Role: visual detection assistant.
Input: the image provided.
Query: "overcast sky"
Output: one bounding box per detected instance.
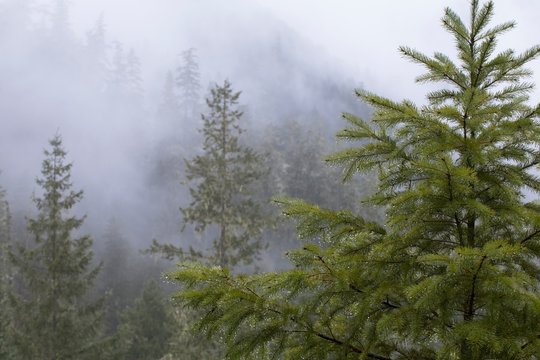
[256,0,540,101]
[63,0,540,104]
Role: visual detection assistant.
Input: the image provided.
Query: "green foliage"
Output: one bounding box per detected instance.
[9,134,106,360]
[0,181,16,359]
[259,118,378,214]
[169,2,540,359]
[96,218,136,334]
[159,307,222,360]
[154,80,274,268]
[117,281,176,360]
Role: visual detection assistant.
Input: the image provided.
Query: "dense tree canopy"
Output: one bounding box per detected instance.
[169,1,540,359]
[117,281,175,360]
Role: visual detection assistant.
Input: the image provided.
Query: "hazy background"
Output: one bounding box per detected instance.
[64,0,540,102]
[1,1,538,356]
[1,0,539,251]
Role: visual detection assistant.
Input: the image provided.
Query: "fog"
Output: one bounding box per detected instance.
[1,0,539,251]
[0,0,371,251]
[63,0,540,102]
[1,0,539,356]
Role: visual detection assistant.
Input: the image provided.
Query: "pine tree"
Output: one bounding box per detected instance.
[96,218,134,334]
[159,71,180,127]
[126,48,143,96]
[159,307,222,360]
[85,14,108,77]
[152,80,273,268]
[117,281,175,360]
[175,48,201,120]
[169,1,540,359]
[9,134,105,360]
[107,41,128,93]
[0,181,16,359]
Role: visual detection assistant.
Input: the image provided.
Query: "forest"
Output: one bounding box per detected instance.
[0,0,539,359]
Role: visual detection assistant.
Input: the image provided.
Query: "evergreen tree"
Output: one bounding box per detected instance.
[159,71,180,128]
[107,41,128,93]
[85,14,108,77]
[175,48,201,120]
[117,281,175,360]
[151,80,273,268]
[184,80,272,268]
[169,2,540,359]
[96,218,134,334]
[126,48,143,96]
[254,119,380,270]
[0,181,16,359]
[260,118,376,213]
[9,134,105,360]
[159,308,222,360]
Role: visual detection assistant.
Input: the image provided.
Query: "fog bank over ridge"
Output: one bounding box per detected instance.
[0,0,369,245]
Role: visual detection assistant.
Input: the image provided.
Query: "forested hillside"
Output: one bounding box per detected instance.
[0,0,375,358]
[0,0,538,359]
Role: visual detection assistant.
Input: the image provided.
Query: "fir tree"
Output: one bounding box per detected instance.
[175,48,201,120]
[96,218,134,334]
[0,181,15,359]
[159,307,222,360]
[159,71,180,127]
[117,281,175,360]
[9,134,105,360]
[126,48,143,96]
[107,41,128,92]
[169,2,540,359]
[151,80,273,268]
[85,14,108,77]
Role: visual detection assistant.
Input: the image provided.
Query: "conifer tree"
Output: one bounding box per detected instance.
[9,134,105,360]
[176,48,201,119]
[117,281,175,360]
[159,307,222,360]
[0,181,15,359]
[159,71,180,126]
[152,80,272,268]
[169,2,540,359]
[85,14,107,76]
[126,48,143,96]
[107,41,128,92]
[96,218,134,334]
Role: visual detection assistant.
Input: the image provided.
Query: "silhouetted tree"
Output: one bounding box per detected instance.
[107,41,128,92]
[96,218,134,334]
[176,48,201,120]
[159,71,180,128]
[85,14,108,78]
[126,49,143,96]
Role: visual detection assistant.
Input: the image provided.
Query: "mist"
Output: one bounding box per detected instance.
[1,0,368,237]
[2,0,540,358]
